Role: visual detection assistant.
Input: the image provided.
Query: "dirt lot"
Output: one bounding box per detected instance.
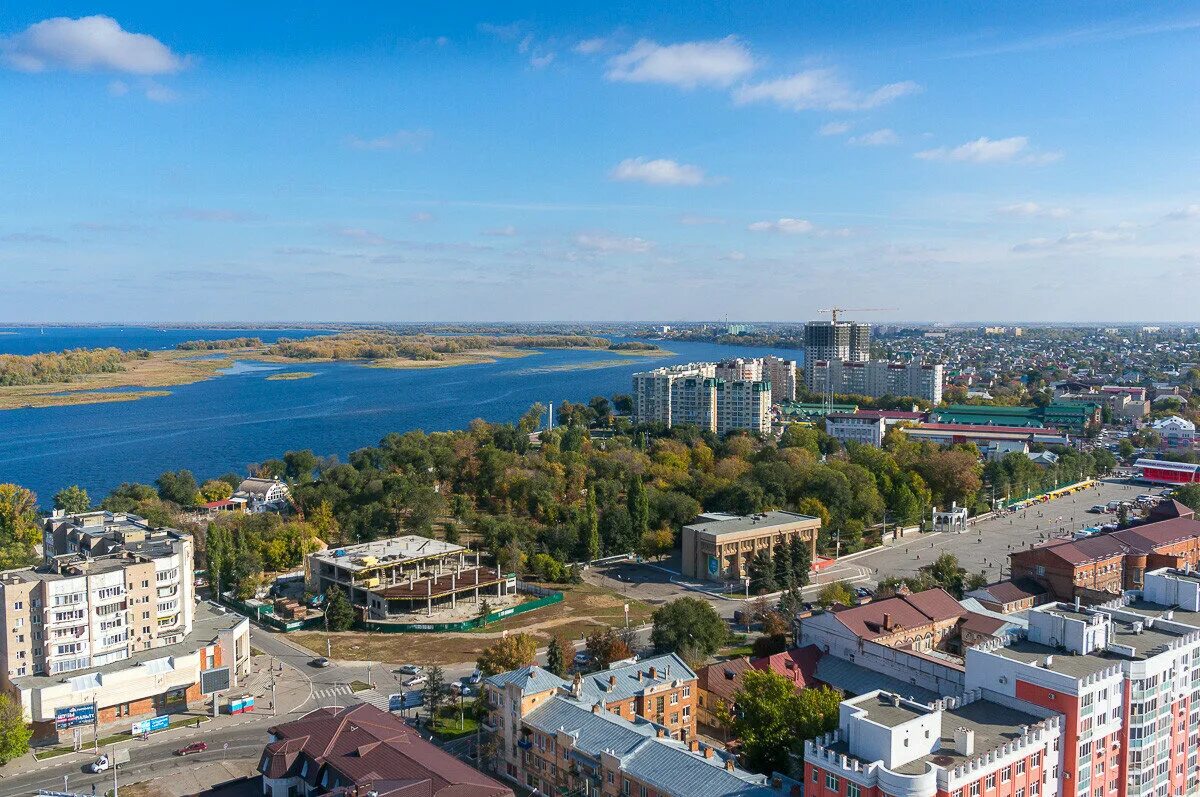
[290,581,654,665]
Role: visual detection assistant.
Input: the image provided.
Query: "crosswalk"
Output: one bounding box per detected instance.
[312,684,393,711]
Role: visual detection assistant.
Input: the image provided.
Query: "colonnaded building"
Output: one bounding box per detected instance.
[680,510,820,583]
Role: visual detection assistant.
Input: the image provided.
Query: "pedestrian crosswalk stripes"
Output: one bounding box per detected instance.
[312,684,393,711]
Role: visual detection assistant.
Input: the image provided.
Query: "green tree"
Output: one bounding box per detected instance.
[477,633,538,676]
[817,581,855,608]
[308,500,341,545]
[651,597,728,657]
[583,489,601,561]
[198,479,233,503]
[612,394,633,415]
[789,535,812,589]
[925,552,966,597]
[627,474,650,537]
[546,634,569,678]
[425,665,446,719]
[325,585,356,631]
[0,693,31,764]
[1173,484,1200,513]
[101,482,157,513]
[204,523,228,595]
[637,528,674,561]
[747,549,777,595]
[283,449,319,482]
[729,669,799,774]
[53,485,90,514]
[0,484,39,570]
[585,627,633,668]
[155,469,199,506]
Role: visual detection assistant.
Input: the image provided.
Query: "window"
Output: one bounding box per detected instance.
[1002,766,1012,783]
[12,601,22,610]
[970,783,980,797]
[1016,760,1026,775]
[826,773,839,791]
[848,785,860,797]
[813,769,820,783]
[1015,789,1024,797]
[987,774,996,789]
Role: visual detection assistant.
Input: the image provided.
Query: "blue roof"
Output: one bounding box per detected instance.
[484,665,569,695]
[578,653,696,705]
[524,696,772,797]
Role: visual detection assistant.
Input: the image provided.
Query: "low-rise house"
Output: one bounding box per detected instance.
[260,703,513,797]
[1152,415,1196,448]
[963,578,1051,614]
[234,477,290,512]
[696,657,754,730]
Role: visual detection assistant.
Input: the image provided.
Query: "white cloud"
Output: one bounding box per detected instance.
[483,225,518,236]
[848,128,899,146]
[606,36,755,89]
[749,218,814,234]
[1164,205,1200,221]
[143,81,177,103]
[412,212,435,224]
[1012,228,1134,252]
[610,157,708,187]
[734,69,920,111]
[346,129,432,152]
[0,15,184,74]
[107,79,128,96]
[997,202,1071,218]
[575,233,654,253]
[723,250,747,261]
[818,121,852,136]
[748,218,851,237]
[916,136,1061,164]
[530,52,555,69]
[574,37,610,54]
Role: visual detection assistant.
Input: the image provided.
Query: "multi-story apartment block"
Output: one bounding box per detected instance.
[762,356,799,404]
[806,689,1061,797]
[0,510,248,744]
[824,410,926,448]
[484,658,789,797]
[808,360,944,405]
[633,362,772,435]
[0,511,195,682]
[967,592,1200,797]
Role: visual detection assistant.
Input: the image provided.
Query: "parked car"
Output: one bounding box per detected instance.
[175,742,207,756]
[405,675,428,689]
[450,682,476,697]
[463,669,483,684]
[1090,504,1108,513]
[854,587,872,598]
[572,651,591,667]
[395,664,423,675]
[310,657,331,668]
[90,755,111,773]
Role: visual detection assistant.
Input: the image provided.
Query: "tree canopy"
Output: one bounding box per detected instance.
[651,597,727,658]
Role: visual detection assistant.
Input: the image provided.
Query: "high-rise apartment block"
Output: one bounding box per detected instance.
[763,355,799,403]
[803,321,870,385]
[0,511,195,681]
[633,361,772,435]
[808,359,944,405]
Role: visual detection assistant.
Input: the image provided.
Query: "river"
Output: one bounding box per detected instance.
[0,327,802,502]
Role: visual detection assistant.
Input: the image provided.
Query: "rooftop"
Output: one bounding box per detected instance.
[310,535,466,571]
[578,653,697,704]
[685,510,819,538]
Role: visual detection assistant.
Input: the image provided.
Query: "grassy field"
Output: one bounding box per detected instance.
[290,581,654,666]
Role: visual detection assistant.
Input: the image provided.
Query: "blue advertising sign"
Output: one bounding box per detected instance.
[708,556,719,575]
[54,703,96,730]
[131,715,169,734]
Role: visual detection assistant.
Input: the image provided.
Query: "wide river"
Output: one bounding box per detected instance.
[0,327,802,502]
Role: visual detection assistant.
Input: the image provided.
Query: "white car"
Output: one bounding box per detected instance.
[405,675,428,689]
[90,755,110,774]
[395,664,423,676]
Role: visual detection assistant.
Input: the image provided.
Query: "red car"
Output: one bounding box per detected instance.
[175,741,208,756]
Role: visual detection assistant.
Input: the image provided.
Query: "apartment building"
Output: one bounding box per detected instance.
[808,360,944,405]
[805,690,1061,797]
[632,362,772,435]
[763,355,799,404]
[484,659,787,797]
[803,321,871,386]
[966,594,1200,797]
[0,511,195,682]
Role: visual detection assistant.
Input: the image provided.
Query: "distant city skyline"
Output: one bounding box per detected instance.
[1,2,1198,322]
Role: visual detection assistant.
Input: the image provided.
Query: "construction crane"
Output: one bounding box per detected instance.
[816,307,895,324]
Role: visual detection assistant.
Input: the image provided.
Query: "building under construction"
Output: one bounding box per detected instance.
[306,536,515,620]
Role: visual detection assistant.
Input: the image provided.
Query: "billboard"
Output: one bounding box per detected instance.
[200,666,231,695]
[131,715,169,735]
[229,696,255,715]
[54,703,96,730]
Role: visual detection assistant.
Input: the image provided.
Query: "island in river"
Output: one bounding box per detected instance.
[0,332,669,409]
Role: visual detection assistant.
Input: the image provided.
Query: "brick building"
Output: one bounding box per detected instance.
[681,511,820,584]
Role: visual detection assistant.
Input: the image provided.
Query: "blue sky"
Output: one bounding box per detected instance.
[1,2,1198,323]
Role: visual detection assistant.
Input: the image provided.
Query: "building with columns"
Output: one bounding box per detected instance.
[306,536,514,620]
[681,511,820,583]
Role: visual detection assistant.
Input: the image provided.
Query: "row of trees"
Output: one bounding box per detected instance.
[0,346,146,386]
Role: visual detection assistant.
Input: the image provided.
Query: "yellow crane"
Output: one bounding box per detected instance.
[816,307,896,324]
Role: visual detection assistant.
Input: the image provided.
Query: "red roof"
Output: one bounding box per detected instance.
[260,704,512,797]
[751,645,821,688]
[911,423,1057,436]
[1112,518,1200,552]
[829,588,964,640]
